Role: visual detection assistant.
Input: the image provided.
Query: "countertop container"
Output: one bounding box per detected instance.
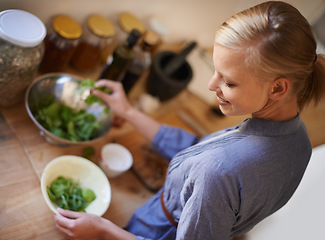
[0,9,46,107]
[41,155,111,216]
[39,15,82,73]
[147,51,193,101]
[99,143,133,178]
[117,12,144,43]
[25,73,114,147]
[71,15,116,72]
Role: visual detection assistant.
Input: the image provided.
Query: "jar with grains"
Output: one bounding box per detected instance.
[0,9,46,107]
[71,15,116,72]
[39,15,82,73]
[117,12,144,44]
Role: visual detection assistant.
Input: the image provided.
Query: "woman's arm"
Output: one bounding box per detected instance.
[93,80,161,143]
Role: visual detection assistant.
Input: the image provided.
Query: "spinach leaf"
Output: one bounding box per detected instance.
[35,99,101,142]
[47,176,96,212]
[35,78,111,142]
[80,78,111,111]
[82,146,95,159]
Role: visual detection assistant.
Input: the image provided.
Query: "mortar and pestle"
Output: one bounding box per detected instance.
[147,41,197,101]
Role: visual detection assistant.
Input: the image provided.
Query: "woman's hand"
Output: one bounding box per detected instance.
[54,208,136,240]
[54,208,105,240]
[93,80,132,119]
[93,79,161,142]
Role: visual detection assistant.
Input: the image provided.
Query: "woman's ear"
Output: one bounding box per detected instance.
[269,78,291,100]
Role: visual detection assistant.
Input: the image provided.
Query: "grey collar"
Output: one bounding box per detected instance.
[239,114,302,136]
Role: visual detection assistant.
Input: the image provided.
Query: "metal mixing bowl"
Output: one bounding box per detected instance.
[25,73,113,146]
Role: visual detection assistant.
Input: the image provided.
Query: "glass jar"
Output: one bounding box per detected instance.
[71,15,115,72]
[142,30,160,56]
[0,9,46,107]
[39,15,82,73]
[148,17,169,54]
[117,12,144,44]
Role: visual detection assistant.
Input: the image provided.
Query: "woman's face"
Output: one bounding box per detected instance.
[208,44,272,117]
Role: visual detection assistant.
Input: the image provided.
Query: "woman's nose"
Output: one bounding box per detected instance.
[208,75,218,91]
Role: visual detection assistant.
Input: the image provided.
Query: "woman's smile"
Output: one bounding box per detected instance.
[217,95,230,105]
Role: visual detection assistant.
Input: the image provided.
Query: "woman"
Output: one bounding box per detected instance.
[54,1,325,239]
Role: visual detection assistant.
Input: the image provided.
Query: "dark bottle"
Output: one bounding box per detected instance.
[98,29,141,82]
[121,31,158,94]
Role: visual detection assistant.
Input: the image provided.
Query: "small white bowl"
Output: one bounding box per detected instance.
[41,155,111,216]
[99,143,133,178]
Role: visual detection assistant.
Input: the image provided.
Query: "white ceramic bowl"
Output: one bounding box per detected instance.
[41,155,111,216]
[99,143,133,178]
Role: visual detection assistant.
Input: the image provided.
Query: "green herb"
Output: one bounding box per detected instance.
[47,176,96,212]
[79,78,111,112]
[35,78,111,142]
[82,146,95,159]
[35,99,100,142]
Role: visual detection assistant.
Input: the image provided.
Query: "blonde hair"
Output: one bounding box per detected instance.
[215,1,325,109]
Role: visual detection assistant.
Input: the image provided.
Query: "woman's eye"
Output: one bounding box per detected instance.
[224,80,235,87]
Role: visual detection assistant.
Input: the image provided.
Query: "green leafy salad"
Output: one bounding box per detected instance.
[79,78,111,108]
[35,78,110,142]
[47,176,96,212]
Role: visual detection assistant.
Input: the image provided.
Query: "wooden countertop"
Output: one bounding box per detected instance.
[1,63,325,239]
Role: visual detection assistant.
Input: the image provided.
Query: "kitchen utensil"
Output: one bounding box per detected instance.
[25,73,113,146]
[146,50,193,101]
[163,41,197,77]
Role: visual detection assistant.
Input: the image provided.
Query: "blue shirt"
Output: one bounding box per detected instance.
[125,115,311,240]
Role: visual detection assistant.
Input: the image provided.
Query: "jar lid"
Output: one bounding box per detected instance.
[52,15,82,39]
[149,17,169,36]
[118,12,144,34]
[0,9,46,47]
[87,15,115,38]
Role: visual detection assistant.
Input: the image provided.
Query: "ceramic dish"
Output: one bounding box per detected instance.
[41,155,111,216]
